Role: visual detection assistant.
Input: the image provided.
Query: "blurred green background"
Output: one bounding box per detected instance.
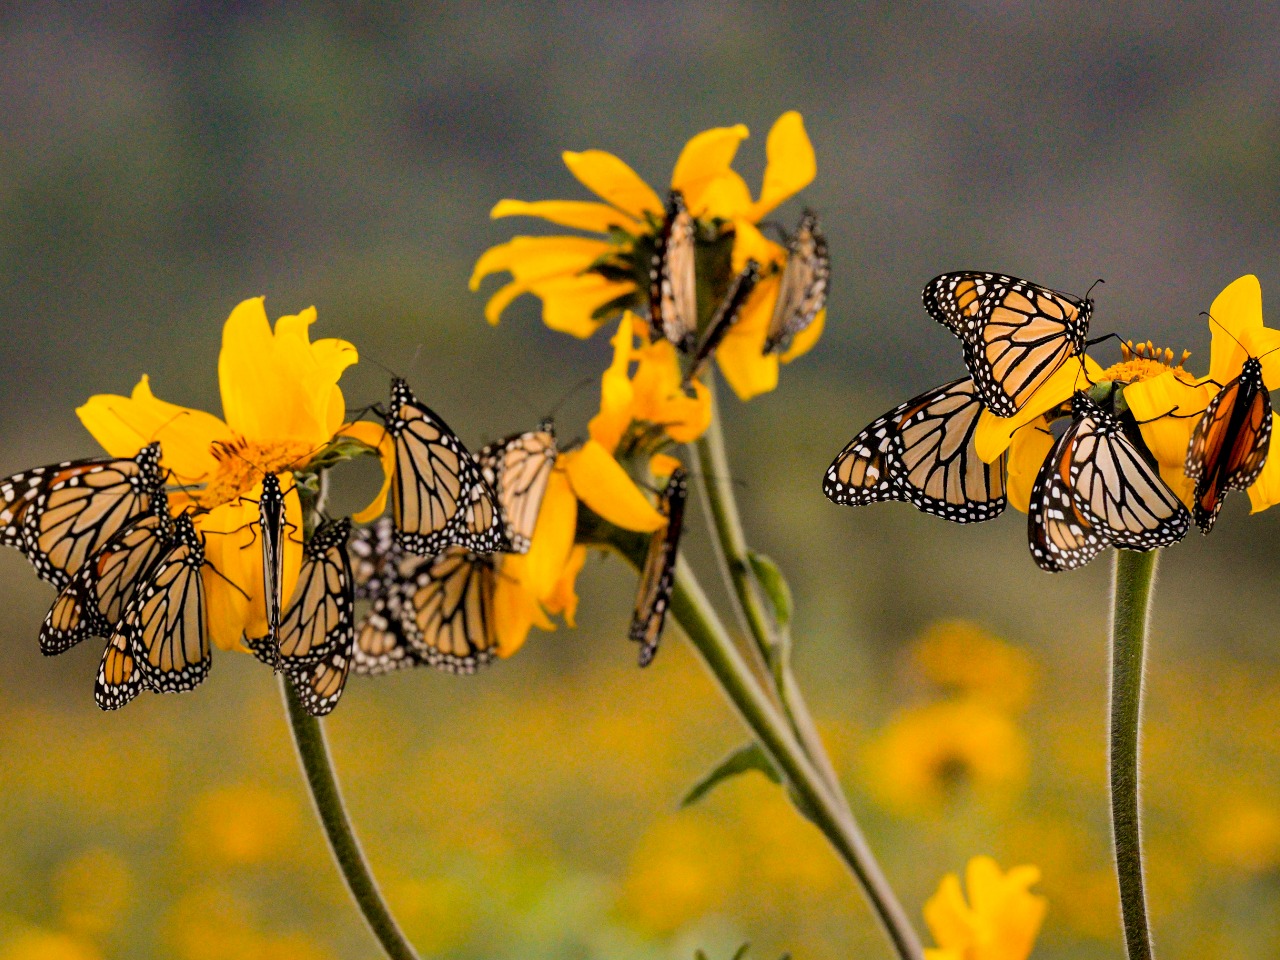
[4,4,1280,959]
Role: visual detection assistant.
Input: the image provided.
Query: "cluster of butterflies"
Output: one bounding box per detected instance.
[824,271,1275,572]
[0,374,696,715]
[645,190,830,382]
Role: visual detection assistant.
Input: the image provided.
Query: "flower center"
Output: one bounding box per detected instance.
[1099,340,1193,386]
[192,436,316,508]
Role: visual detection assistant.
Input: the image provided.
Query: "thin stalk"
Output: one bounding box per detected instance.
[669,559,924,960]
[1109,549,1159,960]
[281,678,422,960]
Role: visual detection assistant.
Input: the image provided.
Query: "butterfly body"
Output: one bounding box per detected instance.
[684,259,761,385]
[630,467,687,667]
[764,211,829,354]
[824,378,1007,523]
[1029,393,1190,572]
[257,472,287,665]
[649,190,698,353]
[923,272,1092,417]
[1185,356,1272,534]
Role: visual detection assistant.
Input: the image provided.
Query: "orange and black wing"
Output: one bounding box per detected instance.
[685,260,761,384]
[399,547,497,674]
[923,272,1091,417]
[648,190,698,352]
[629,468,688,667]
[764,211,829,354]
[478,421,558,554]
[1028,420,1107,572]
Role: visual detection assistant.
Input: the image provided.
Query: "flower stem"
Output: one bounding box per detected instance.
[1109,549,1159,960]
[670,559,924,960]
[281,677,422,960]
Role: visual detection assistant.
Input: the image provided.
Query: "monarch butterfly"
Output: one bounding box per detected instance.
[349,518,417,676]
[1028,392,1190,572]
[824,378,1008,523]
[648,189,698,353]
[684,260,761,385]
[763,210,829,354]
[41,494,175,656]
[1185,356,1273,534]
[630,467,687,667]
[477,420,558,554]
[96,513,213,709]
[249,518,356,715]
[0,442,165,589]
[384,377,507,557]
[922,272,1094,418]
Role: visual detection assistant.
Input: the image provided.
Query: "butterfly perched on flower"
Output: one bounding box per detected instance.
[648,190,698,353]
[382,377,508,557]
[1185,355,1273,534]
[923,272,1095,418]
[764,210,829,355]
[1028,392,1190,572]
[684,260,761,386]
[0,442,166,589]
[630,467,688,667]
[477,420,558,554]
[824,378,1007,523]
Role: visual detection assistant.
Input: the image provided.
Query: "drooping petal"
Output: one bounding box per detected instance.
[469,235,614,292]
[630,338,712,442]
[671,124,749,216]
[714,279,780,401]
[336,420,395,523]
[533,273,634,338]
[731,220,787,273]
[562,150,664,219]
[1247,416,1280,513]
[543,544,587,626]
[1006,419,1056,514]
[78,374,232,488]
[522,469,577,600]
[588,313,640,451]
[974,354,1106,463]
[748,111,817,222]
[1208,275,1263,387]
[490,199,637,233]
[562,441,666,532]
[1124,370,1211,476]
[493,561,544,658]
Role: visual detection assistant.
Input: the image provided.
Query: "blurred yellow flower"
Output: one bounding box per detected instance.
[911,620,1036,713]
[162,885,335,960]
[184,783,301,866]
[0,930,100,960]
[924,856,1046,960]
[385,875,479,955]
[1203,798,1280,873]
[864,700,1028,815]
[618,813,740,935]
[54,849,132,938]
[471,112,824,400]
[76,298,378,651]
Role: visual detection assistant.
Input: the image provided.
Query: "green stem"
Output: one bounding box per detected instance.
[1109,549,1159,960]
[281,677,422,960]
[669,559,924,960]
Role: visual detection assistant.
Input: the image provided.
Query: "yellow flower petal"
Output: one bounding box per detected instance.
[469,235,613,291]
[588,314,640,451]
[1124,370,1211,473]
[923,873,972,949]
[780,309,826,364]
[924,857,1046,960]
[631,338,712,443]
[562,149,664,219]
[77,374,232,489]
[974,354,1106,462]
[563,441,665,533]
[533,272,634,338]
[693,170,753,220]
[1208,275,1263,386]
[649,453,683,481]
[493,560,542,658]
[544,544,587,626]
[671,124,749,216]
[731,220,786,273]
[523,469,577,599]
[1160,462,1197,511]
[1006,419,1056,514]
[748,111,817,222]
[1248,416,1280,513]
[714,280,780,400]
[337,420,396,523]
[490,199,637,233]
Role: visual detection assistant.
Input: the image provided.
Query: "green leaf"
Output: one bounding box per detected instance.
[730,945,751,960]
[748,552,793,628]
[681,742,780,808]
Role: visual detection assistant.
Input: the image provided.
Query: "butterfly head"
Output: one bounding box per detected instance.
[1242,355,1265,385]
[665,189,687,218]
[1069,391,1103,421]
[310,517,352,554]
[136,441,166,487]
[172,513,204,555]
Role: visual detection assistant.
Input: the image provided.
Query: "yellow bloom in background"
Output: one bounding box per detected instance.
[618,813,741,935]
[1203,797,1280,873]
[0,930,101,960]
[54,848,132,938]
[183,783,301,866]
[911,620,1036,714]
[864,700,1028,816]
[924,856,1046,960]
[471,111,824,400]
[76,298,373,651]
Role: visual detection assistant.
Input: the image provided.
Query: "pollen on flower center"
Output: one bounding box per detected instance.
[1100,339,1194,386]
[195,437,316,508]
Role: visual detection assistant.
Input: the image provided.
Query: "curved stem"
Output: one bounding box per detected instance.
[1109,549,1159,960]
[281,677,422,960]
[669,559,924,960]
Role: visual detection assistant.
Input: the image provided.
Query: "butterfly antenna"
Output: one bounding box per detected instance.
[1202,311,1249,354]
[1084,331,1124,350]
[1085,277,1105,300]
[546,375,597,421]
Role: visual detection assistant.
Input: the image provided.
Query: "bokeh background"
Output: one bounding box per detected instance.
[3,4,1280,959]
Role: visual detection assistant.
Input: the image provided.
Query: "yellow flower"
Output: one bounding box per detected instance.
[54,848,132,938]
[471,112,823,400]
[0,930,102,960]
[924,856,1047,960]
[76,298,373,651]
[184,783,301,865]
[911,620,1036,714]
[864,699,1028,816]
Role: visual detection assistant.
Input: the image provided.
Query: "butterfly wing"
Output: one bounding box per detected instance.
[399,547,497,674]
[95,628,148,711]
[629,468,688,667]
[764,212,830,354]
[685,260,761,384]
[1186,361,1273,533]
[478,422,558,554]
[648,190,698,352]
[0,442,165,588]
[353,589,418,676]
[287,642,354,717]
[387,379,507,556]
[42,506,174,655]
[923,272,1090,417]
[823,399,911,506]
[351,518,419,676]
[1028,421,1108,572]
